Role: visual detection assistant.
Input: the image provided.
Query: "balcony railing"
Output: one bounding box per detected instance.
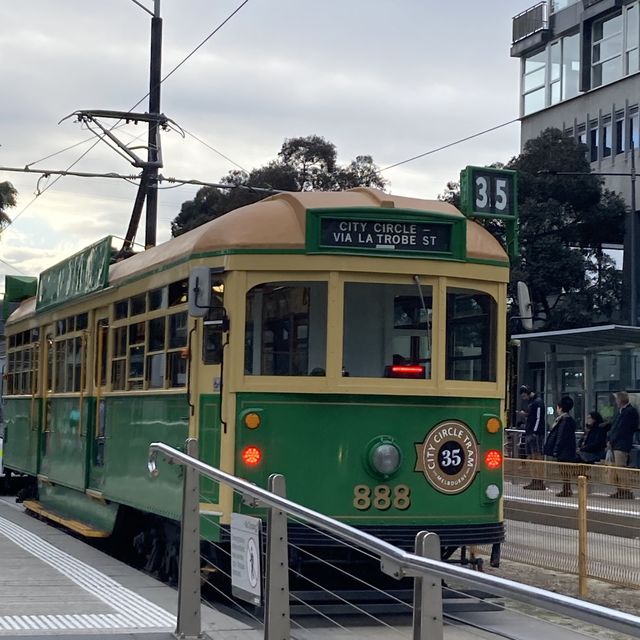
[513,1,550,44]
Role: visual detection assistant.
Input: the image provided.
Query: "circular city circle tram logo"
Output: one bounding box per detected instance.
[415,421,479,494]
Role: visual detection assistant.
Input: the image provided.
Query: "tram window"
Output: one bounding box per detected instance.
[113,327,127,357]
[148,287,166,311]
[129,321,145,346]
[202,282,225,365]
[148,317,166,351]
[112,359,126,390]
[446,288,496,382]
[343,283,432,379]
[167,351,187,387]
[169,279,188,307]
[169,312,188,348]
[131,294,146,316]
[129,346,145,388]
[146,353,166,388]
[245,281,327,376]
[114,299,129,320]
[76,313,88,331]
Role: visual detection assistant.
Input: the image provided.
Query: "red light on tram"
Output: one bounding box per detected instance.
[385,365,425,379]
[242,446,262,466]
[484,449,503,470]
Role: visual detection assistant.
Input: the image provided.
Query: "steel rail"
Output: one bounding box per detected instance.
[148,442,640,638]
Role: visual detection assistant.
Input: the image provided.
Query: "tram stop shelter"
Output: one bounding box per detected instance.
[512,324,640,429]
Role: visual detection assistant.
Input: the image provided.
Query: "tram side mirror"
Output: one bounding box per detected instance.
[188,267,211,317]
[516,281,533,331]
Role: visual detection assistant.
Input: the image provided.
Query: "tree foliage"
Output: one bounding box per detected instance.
[0,181,17,229]
[171,136,386,237]
[441,128,627,330]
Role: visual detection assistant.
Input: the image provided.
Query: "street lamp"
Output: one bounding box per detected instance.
[538,142,638,325]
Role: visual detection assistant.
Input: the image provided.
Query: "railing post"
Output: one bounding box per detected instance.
[176,437,202,639]
[412,531,443,640]
[264,474,290,640]
[578,474,588,598]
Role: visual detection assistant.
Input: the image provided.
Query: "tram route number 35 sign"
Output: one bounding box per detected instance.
[231,513,262,605]
[460,165,517,218]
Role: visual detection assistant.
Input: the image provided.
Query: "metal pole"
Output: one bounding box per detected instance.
[412,531,443,640]
[631,139,637,326]
[145,0,162,249]
[577,475,588,598]
[264,475,291,640]
[175,437,202,639]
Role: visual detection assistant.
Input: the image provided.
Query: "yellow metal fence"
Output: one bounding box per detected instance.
[501,458,640,593]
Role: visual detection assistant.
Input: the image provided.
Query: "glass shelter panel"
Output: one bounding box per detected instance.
[343,282,432,379]
[245,281,328,376]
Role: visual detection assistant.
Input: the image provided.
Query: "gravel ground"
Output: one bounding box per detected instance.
[487,558,640,617]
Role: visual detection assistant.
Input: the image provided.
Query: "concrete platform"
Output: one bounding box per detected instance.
[0,497,250,636]
[0,497,629,640]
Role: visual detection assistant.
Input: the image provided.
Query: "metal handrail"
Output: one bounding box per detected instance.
[148,442,640,637]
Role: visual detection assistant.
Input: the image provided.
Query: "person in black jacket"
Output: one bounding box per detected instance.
[544,396,577,497]
[519,386,547,490]
[577,411,609,464]
[607,391,639,499]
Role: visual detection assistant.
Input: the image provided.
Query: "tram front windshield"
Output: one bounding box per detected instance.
[343,283,432,379]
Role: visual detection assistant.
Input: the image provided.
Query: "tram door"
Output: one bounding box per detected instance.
[88,311,109,491]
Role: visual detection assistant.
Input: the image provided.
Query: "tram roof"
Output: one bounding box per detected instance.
[7,188,508,325]
[109,188,508,285]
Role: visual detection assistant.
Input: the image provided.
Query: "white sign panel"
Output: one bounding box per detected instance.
[230,513,262,605]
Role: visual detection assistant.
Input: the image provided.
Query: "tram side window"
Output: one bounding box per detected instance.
[6,329,41,396]
[343,283,432,378]
[245,282,327,376]
[446,288,496,382]
[203,281,225,365]
[167,311,188,387]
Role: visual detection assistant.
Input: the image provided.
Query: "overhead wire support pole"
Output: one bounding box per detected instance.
[146,0,163,249]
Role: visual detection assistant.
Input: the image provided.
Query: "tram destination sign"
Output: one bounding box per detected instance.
[319,218,452,254]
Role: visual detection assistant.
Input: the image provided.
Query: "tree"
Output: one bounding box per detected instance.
[171,136,386,236]
[0,181,17,229]
[441,128,627,330]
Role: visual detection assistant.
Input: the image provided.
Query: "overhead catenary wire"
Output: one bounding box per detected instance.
[2,0,252,234]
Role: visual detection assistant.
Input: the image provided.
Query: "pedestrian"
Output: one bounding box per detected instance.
[518,385,546,490]
[543,396,577,497]
[606,391,639,499]
[577,411,609,464]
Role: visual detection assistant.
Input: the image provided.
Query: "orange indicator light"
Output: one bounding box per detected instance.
[242,446,262,466]
[486,417,501,433]
[485,449,503,469]
[244,413,261,429]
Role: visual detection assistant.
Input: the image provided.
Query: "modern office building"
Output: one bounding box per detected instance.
[510,0,640,428]
[512,0,639,198]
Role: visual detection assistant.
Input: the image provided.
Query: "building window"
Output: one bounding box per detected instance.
[630,110,640,151]
[626,4,639,75]
[602,117,612,157]
[592,13,623,88]
[590,124,599,162]
[562,33,581,100]
[577,124,587,147]
[616,116,625,154]
[522,48,546,115]
[550,42,561,105]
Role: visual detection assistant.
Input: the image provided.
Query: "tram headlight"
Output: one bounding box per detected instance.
[368,440,402,477]
[485,484,501,500]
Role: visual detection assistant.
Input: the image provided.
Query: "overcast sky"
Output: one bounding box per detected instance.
[0,0,530,288]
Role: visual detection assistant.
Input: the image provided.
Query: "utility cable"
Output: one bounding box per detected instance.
[181,127,249,174]
[127,0,251,114]
[0,256,28,275]
[375,117,519,176]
